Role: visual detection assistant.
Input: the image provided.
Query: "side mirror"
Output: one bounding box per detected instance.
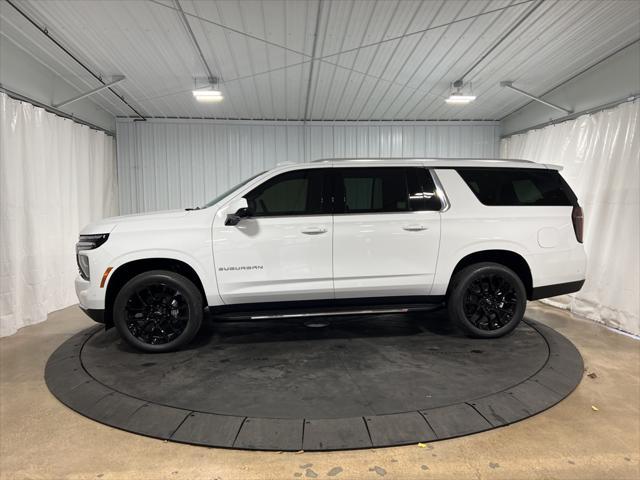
[225,197,251,226]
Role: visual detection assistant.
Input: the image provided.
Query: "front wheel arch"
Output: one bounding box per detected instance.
[104,258,207,328]
[112,269,203,352]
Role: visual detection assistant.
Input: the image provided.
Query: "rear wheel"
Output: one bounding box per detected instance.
[447,262,526,338]
[113,270,203,352]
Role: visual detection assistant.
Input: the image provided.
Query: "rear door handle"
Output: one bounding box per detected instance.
[301,227,327,235]
[403,224,428,231]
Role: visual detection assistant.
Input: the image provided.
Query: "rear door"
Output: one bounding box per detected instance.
[332,167,442,299]
[212,168,334,304]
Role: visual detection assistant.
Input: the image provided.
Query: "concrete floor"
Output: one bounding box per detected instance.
[1,304,638,480]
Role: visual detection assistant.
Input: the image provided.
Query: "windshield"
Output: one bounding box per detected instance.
[202,172,265,208]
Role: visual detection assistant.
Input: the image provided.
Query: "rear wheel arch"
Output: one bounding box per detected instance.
[447,250,533,299]
[104,258,207,328]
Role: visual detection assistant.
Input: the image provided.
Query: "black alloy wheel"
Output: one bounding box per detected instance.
[462,273,519,331]
[113,270,203,352]
[448,262,526,338]
[124,283,190,345]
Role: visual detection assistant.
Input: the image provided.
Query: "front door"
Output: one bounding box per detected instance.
[332,167,442,299]
[212,168,333,305]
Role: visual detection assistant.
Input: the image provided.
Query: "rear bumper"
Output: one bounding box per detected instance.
[79,306,106,324]
[530,279,585,301]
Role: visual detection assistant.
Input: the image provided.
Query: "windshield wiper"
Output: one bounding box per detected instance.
[185,206,201,211]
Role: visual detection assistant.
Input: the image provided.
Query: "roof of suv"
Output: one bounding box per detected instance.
[308,158,560,170]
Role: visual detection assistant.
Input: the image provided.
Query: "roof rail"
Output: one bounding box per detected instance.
[311,157,533,163]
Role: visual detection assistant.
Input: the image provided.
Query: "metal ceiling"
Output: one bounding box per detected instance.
[1,0,638,121]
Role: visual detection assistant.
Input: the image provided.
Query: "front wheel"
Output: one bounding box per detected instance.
[113,270,203,352]
[447,262,526,338]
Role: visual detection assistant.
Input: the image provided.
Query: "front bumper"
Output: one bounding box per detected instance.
[76,275,110,326]
[79,306,106,324]
[75,275,105,310]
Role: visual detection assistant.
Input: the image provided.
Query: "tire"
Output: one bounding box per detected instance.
[447,262,526,338]
[113,270,203,352]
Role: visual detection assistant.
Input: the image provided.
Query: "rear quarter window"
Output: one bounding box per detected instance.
[456,168,577,206]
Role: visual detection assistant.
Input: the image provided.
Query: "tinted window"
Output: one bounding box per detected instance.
[457,168,576,206]
[335,167,441,214]
[336,168,407,213]
[407,168,442,211]
[245,169,327,216]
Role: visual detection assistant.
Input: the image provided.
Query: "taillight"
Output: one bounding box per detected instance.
[572,206,584,243]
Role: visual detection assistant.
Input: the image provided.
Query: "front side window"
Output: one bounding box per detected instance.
[335,167,441,214]
[245,169,328,216]
[457,168,577,206]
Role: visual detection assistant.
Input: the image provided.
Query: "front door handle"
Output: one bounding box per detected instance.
[301,227,327,235]
[403,224,428,231]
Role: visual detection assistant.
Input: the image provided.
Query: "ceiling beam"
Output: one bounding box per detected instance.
[173,0,217,82]
[499,37,640,120]
[151,0,308,58]
[6,0,146,120]
[458,0,545,83]
[53,75,125,108]
[303,0,323,122]
[150,0,537,101]
[319,0,537,64]
[500,81,572,115]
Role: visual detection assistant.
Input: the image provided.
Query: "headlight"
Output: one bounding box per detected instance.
[76,234,109,280]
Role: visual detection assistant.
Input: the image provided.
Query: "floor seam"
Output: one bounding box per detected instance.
[231,417,248,447]
[361,416,374,447]
[416,409,439,439]
[168,411,194,439]
[465,402,495,427]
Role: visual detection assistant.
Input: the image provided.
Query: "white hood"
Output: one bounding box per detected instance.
[80,209,191,235]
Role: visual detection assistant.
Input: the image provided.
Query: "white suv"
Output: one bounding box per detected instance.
[76,158,586,352]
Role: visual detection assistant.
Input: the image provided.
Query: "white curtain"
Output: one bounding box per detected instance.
[0,93,118,337]
[501,100,640,336]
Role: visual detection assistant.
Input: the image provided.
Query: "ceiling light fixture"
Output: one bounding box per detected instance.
[445,79,476,105]
[193,76,224,103]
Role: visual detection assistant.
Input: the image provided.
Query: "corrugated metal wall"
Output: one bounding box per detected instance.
[116,119,500,213]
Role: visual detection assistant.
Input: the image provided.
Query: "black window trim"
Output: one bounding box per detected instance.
[244,213,334,219]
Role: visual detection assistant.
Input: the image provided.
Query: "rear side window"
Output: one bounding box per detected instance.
[457,168,577,206]
[245,169,328,216]
[407,168,442,211]
[335,167,441,214]
[340,168,407,213]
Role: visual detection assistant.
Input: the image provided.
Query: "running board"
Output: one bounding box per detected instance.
[211,303,443,321]
[250,307,408,320]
